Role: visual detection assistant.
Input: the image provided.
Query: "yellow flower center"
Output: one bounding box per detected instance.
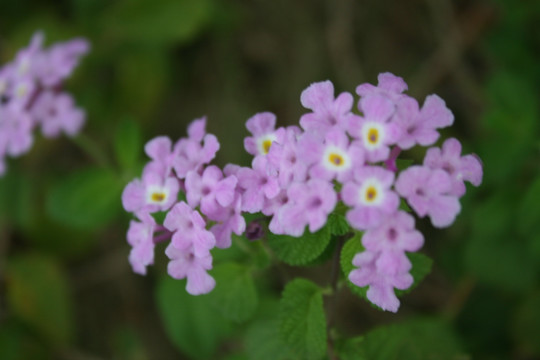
[367,128,379,145]
[365,186,377,203]
[328,153,344,166]
[151,192,165,202]
[262,139,273,154]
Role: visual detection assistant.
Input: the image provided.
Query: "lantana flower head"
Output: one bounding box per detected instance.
[0,31,89,176]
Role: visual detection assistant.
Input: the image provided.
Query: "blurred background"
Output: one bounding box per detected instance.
[1,0,540,359]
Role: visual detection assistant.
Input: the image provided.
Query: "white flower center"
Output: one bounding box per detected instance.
[361,122,385,150]
[146,185,170,205]
[256,133,277,155]
[322,145,351,172]
[358,178,384,206]
[15,83,29,99]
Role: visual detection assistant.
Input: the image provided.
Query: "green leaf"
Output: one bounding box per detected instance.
[0,170,36,228]
[46,167,123,230]
[114,118,143,175]
[466,194,536,292]
[335,336,366,360]
[517,177,540,234]
[245,318,295,360]
[279,279,327,360]
[267,225,331,266]
[155,276,232,359]
[511,290,540,357]
[101,0,215,46]
[5,254,73,347]
[0,320,50,360]
[327,212,350,236]
[209,263,258,323]
[361,317,464,359]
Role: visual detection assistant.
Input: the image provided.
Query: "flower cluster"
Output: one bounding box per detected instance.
[232,73,482,311]
[0,31,89,175]
[121,118,245,295]
[122,73,482,312]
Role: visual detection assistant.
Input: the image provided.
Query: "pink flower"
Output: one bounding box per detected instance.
[237,156,280,213]
[208,194,246,249]
[395,166,461,228]
[347,94,401,163]
[121,169,179,217]
[126,215,156,275]
[299,80,359,137]
[31,91,85,138]
[278,179,337,236]
[185,165,237,216]
[244,112,278,156]
[394,95,454,150]
[299,129,364,183]
[349,250,413,312]
[173,117,220,178]
[423,138,483,196]
[266,126,306,187]
[341,166,399,230]
[165,243,216,295]
[163,202,216,257]
[356,72,408,104]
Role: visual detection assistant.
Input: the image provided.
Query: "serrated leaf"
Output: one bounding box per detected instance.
[361,317,464,359]
[5,254,73,347]
[114,118,142,174]
[46,167,123,229]
[155,276,232,359]
[279,279,327,360]
[209,263,258,323]
[327,212,350,236]
[267,225,331,266]
[245,318,295,360]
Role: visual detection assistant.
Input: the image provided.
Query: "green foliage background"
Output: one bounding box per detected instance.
[1,0,540,359]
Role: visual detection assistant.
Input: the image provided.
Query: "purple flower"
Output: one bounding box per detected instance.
[244,112,278,156]
[362,211,424,253]
[173,117,220,178]
[394,95,454,150]
[11,32,44,80]
[143,136,177,177]
[121,169,180,217]
[299,80,359,137]
[0,105,34,175]
[342,166,399,230]
[299,129,364,183]
[349,250,413,312]
[165,243,216,295]
[266,126,307,187]
[278,179,337,236]
[126,214,156,275]
[185,165,238,216]
[208,194,246,249]
[423,138,483,196]
[31,91,85,138]
[356,72,408,104]
[164,202,216,257]
[237,156,280,213]
[34,37,90,87]
[347,94,401,163]
[395,165,461,228]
